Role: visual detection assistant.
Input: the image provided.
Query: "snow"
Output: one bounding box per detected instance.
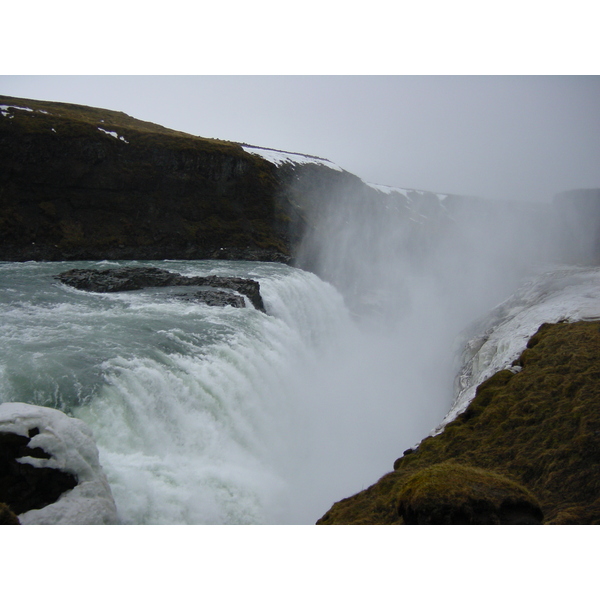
[366,182,414,196]
[365,181,452,224]
[1,105,35,118]
[98,127,129,143]
[0,402,119,524]
[242,145,343,171]
[438,266,600,431]
[366,181,448,202]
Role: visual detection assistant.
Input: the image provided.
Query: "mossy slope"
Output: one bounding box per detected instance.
[317,320,600,524]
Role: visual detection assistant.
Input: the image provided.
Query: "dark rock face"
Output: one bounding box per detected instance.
[55,266,265,311]
[0,96,294,262]
[0,429,78,516]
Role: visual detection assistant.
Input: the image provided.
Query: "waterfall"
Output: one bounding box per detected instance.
[0,190,555,524]
[0,260,379,523]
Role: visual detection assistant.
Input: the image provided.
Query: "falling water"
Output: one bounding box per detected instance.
[0,186,556,523]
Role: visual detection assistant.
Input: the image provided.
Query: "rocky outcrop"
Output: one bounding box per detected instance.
[55,266,265,311]
[175,290,247,309]
[317,321,600,524]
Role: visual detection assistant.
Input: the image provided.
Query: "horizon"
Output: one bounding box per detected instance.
[2,76,599,204]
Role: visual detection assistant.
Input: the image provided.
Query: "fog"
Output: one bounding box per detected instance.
[283,184,558,521]
[2,76,599,203]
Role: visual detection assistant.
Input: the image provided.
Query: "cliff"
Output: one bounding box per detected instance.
[3,94,582,272]
[317,320,600,524]
[0,96,294,261]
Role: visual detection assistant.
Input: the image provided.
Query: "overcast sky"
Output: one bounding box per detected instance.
[2,75,599,203]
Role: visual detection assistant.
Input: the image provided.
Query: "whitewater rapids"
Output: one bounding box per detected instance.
[0,259,447,524]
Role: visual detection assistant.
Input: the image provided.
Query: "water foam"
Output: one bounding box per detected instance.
[0,260,352,523]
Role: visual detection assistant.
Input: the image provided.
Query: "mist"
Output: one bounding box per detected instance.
[283,184,557,522]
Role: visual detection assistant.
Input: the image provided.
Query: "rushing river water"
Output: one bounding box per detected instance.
[1,259,454,524]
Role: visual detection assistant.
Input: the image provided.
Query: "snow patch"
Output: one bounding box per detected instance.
[98,127,129,143]
[242,145,343,171]
[0,402,119,524]
[0,105,37,118]
[1,105,52,118]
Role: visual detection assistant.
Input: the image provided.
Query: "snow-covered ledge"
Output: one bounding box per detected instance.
[439,265,600,431]
[0,402,118,524]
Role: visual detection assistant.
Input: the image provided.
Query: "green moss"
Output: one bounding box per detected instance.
[0,94,243,155]
[317,321,600,524]
[396,463,542,524]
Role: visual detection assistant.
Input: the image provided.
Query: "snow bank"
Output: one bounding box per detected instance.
[242,145,343,171]
[0,402,119,524]
[439,266,600,430]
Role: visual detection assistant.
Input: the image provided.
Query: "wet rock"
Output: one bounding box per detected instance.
[175,289,247,309]
[0,429,78,516]
[55,266,265,311]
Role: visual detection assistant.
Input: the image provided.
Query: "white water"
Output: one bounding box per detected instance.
[1,259,416,523]
[0,191,571,525]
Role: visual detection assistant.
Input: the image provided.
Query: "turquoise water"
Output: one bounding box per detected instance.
[0,260,352,523]
[0,258,460,524]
